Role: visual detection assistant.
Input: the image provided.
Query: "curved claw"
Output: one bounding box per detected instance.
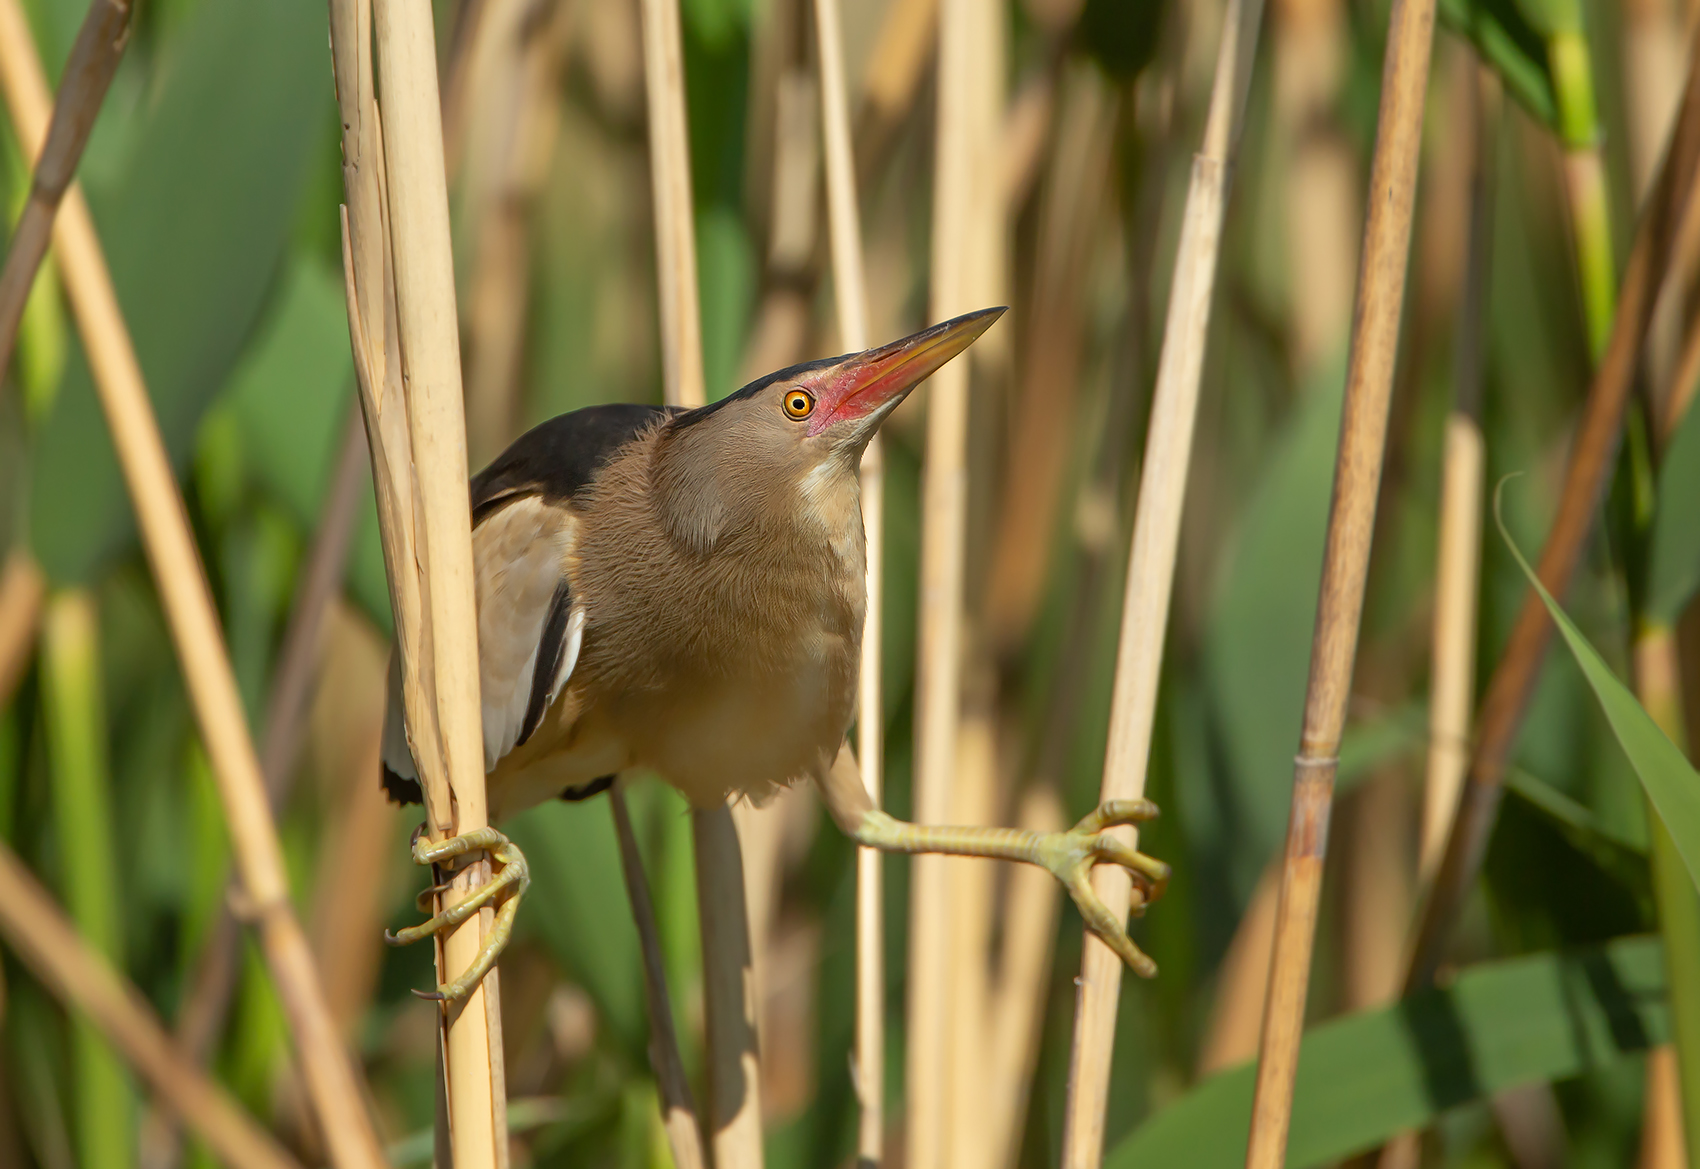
[1062,867,1159,979]
[1087,833,1172,901]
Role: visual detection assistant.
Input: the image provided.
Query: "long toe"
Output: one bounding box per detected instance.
[1074,798,1161,835]
[1064,871,1159,979]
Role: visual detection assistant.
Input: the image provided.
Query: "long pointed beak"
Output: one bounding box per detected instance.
[811,306,1007,437]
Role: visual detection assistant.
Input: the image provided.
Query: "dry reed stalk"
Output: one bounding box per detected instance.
[812,0,885,1158]
[1243,0,1436,1162]
[856,0,938,178]
[0,840,303,1169]
[984,786,1065,1169]
[946,694,998,1169]
[0,0,130,379]
[907,0,1000,1160]
[0,550,45,710]
[1419,62,1496,882]
[461,0,570,466]
[1406,27,1700,988]
[637,0,763,1162]
[1058,0,1266,1163]
[0,5,388,1165]
[611,786,708,1169]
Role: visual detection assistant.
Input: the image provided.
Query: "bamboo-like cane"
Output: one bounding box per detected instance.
[1243,0,1436,1163]
[327,0,508,1162]
[1406,28,1700,990]
[0,0,130,379]
[0,841,302,1169]
[637,1,764,1163]
[611,786,708,1169]
[0,6,388,1166]
[812,0,885,1161]
[1419,63,1497,882]
[0,550,44,711]
[1057,1,1266,1164]
[906,0,994,1161]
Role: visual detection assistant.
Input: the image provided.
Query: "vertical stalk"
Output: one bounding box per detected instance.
[812,0,883,1160]
[365,0,506,1162]
[637,0,763,1163]
[0,551,45,711]
[1636,626,1700,1164]
[41,591,131,1169]
[907,0,986,1159]
[1059,0,1266,1163]
[1243,0,1436,1165]
[1549,29,1615,359]
[1420,63,1497,882]
[0,4,388,1164]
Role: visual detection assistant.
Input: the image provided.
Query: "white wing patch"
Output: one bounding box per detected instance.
[553,606,586,709]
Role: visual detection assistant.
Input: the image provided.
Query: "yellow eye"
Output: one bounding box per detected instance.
[783,389,815,419]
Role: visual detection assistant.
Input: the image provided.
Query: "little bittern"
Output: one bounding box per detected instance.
[382,307,1169,999]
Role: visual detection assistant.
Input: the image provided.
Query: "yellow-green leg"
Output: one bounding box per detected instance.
[386,826,531,1002]
[849,799,1169,977]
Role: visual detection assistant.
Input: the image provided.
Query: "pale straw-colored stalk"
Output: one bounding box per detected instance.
[637,1,764,1164]
[0,840,302,1169]
[812,0,885,1160]
[1243,0,1436,1162]
[0,5,387,1164]
[0,550,44,711]
[1419,62,1496,883]
[1058,0,1266,1162]
[906,0,999,1161]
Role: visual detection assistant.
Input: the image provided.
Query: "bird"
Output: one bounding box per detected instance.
[380,306,1169,1000]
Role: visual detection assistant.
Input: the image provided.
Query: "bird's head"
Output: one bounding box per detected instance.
[653,307,1005,553]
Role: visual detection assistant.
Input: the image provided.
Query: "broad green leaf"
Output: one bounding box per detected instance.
[1498,502,1700,889]
[28,0,331,583]
[1647,395,1700,625]
[1108,935,1669,1168]
[1438,0,1558,129]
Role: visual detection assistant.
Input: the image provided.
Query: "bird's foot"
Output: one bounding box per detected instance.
[849,798,1169,977]
[1030,800,1169,978]
[386,825,531,1002]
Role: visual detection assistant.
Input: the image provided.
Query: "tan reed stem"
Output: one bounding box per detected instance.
[1243,0,1436,1163]
[637,0,763,1161]
[0,5,387,1165]
[611,785,707,1169]
[813,0,884,1159]
[1058,0,1265,1164]
[0,841,303,1169]
[1406,25,1700,990]
[0,550,44,711]
[907,0,990,1160]
[1419,64,1497,882]
[330,0,509,1161]
[0,0,130,379]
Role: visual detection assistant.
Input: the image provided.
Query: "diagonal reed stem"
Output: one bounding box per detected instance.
[0,0,130,380]
[1405,23,1700,991]
[0,5,388,1165]
[0,839,302,1169]
[1058,0,1265,1163]
[1244,0,1436,1164]
[812,0,884,1161]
